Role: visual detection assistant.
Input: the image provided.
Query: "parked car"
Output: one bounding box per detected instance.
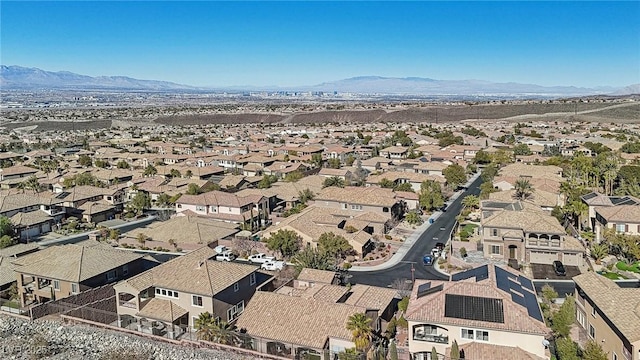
[435,242,445,251]
[431,248,441,258]
[423,255,434,266]
[214,245,230,254]
[553,260,566,276]
[248,253,275,264]
[215,251,236,262]
[261,260,285,271]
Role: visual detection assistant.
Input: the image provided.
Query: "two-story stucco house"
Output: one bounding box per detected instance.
[594,205,640,242]
[574,272,640,360]
[406,264,550,360]
[480,200,585,267]
[113,246,271,339]
[13,243,152,307]
[175,190,268,228]
[315,186,405,222]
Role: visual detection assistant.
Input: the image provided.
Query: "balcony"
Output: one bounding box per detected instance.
[413,333,449,344]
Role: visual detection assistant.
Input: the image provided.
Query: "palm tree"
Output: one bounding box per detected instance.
[590,243,609,264]
[569,200,589,232]
[514,178,534,200]
[194,312,216,341]
[461,195,479,209]
[346,312,372,351]
[323,176,345,188]
[136,233,147,248]
[211,319,237,345]
[298,188,315,204]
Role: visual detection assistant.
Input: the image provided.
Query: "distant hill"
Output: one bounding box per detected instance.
[1,65,637,96]
[307,76,621,96]
[0,65,198,91]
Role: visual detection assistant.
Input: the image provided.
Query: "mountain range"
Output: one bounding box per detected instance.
[1,65,638,97]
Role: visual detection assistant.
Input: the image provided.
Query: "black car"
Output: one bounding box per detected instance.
[435,242,445,251]
[553,261,566,276]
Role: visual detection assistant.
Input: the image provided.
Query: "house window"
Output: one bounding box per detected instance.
[210,206,217,213]
[342,203,347,210]
[192,295,203,307]
[613,353,617,360]
[250,273,256,286]
[475,330,489,341]
[461,329,474,339]
[122,264,129,276]
[234,282,239,292]
[616,224,626,233]
[106,270,117,281]
[156,287,179,299]
[492,229,498,236]
[490,245,501,255]
[589,324,595,338]
[177,204,182,208]
[351,204,362,211]
[71,284,79,294]
[591,307,597,318]
[53,280,60,291]
[227,300,245,321]
[196,206,205,212]
[577,310,586,328]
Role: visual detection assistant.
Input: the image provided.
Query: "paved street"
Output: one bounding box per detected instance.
[348,176,482,287]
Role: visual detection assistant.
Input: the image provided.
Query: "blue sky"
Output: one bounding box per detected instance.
[1,1,639,87]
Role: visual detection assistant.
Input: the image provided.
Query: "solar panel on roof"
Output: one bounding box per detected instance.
[524,291,544,322]
[417,283,443,299]
[511,292,526,306]
[495,266,512,293]
[518,276,534,291]
[444,294,504,323]
[451,265,489,282]
[582,192,598,200]
[417,282,431,295]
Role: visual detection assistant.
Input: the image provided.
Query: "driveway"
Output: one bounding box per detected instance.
[531,263,581,280]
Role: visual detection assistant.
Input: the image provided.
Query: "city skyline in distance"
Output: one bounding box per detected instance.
[1,1,639,89]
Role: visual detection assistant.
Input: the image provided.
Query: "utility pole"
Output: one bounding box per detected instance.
[400,261,417,284]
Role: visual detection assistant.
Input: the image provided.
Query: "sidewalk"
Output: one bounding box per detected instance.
[350,172,481,272]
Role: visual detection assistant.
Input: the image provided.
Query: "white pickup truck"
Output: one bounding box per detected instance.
[248,253,275,264]
[261,260,285,271]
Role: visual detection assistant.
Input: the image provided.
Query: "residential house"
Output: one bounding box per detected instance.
[574,272,640,360]
[113,246,270,339]
[581,192,640,237]
[380,146,409,159]
[406,264,550,360]
[315,186,405,221]
[13,243,152,307]
[0,165,38,182]
[175,190,268,228]
[480,200,585,267]
[594,205,640,242]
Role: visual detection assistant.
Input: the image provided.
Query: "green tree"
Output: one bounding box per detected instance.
[551,295,576,338]
[0,215,14,236]
[266,229,301,259]
[186,183,201,195]
[430,347,438,360]
[194,312,216,341]
[0,235,17,249]
[514,178,534,200]
[258,174,278,189]
[450,340,460,360]
[590,243,609,264]
[443,163,467,188]
[284,171,303,182]
[327,158,342,169]
[19,175,41,194]
[143,165,157,177]
[318,232,353,259]
[346,313,372,351]
[169,168,181,178]
[582,339,608,360]
[556,337,579,360]
[136,233,147,247]
[474,150,492,164]
[379,178,395,188]
[116,160,130,169]
[311,153,324,168]
[568,200,588,232]
[130,192,151,215]
[94,159,109,168]
[513,143,533,155]
[323,176,345,188]
[298,188,315,204]
[462,195,479,209]
[109,229,120,241]
[292,244,335,271]
[394,182,414,192]
[603,228,640,263]
[338,348,360,360]
[78,154,92,167]
[479,181,497,200]
[621,141,640,153]
[405,211,423,226]
[419,180,445,211]
[388,341,398,360]
[345,155,356,166]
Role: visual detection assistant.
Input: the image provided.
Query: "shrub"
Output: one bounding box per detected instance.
[459,247,467,257]
[384,234,392,240]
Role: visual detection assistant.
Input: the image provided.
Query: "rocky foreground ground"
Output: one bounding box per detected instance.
[0,315,255,360]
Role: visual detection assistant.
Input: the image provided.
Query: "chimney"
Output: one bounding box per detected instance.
[197,260,204,269]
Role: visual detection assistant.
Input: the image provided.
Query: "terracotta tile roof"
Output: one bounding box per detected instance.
[595,205,640,223]
[177,190,262,208]
[316,186,398,207]
[126,215,239,244]
[446,342,546,360]
[343,284,399,310]
[10,210,52,227]
[0,165,38,177]
[136,298,188,323]
[119,246,257,296]
[489,189,561,208]
[297,268,337,284]
[574,272,640,342]
[367,171,446,185]
[11,244,144,283]
[482,206,565,235]
[0,256,17,287]
[236,291,364,349]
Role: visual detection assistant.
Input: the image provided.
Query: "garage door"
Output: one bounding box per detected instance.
[563,253,581,266]
[529,251,557,264]
[42,223,51,233]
